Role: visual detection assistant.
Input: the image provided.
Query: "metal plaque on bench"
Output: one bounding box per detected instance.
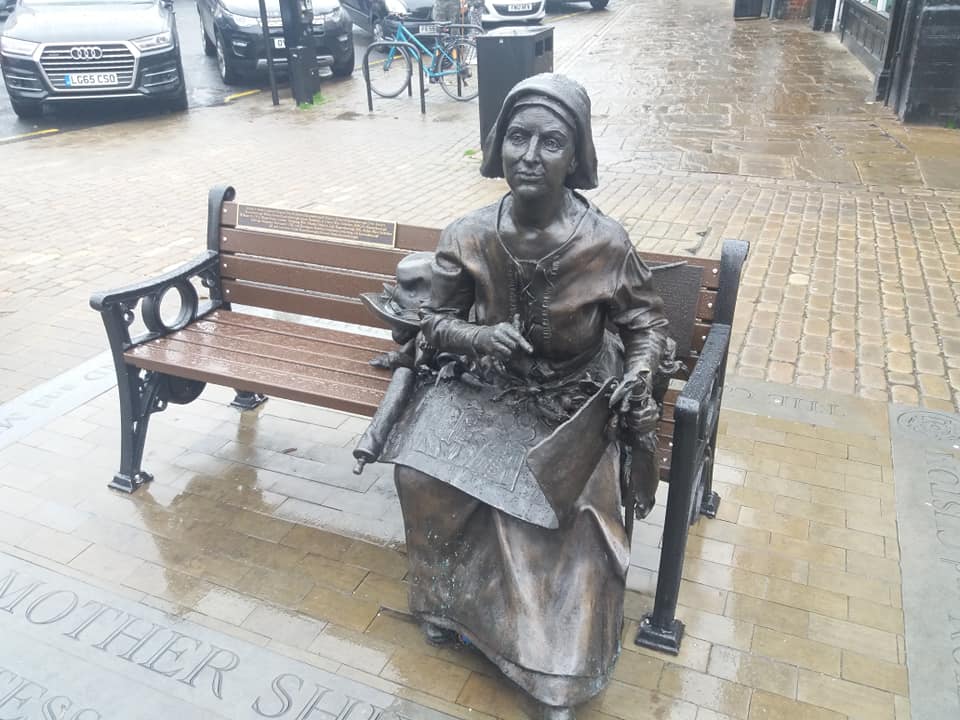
[649,261,704,357]
[235,203,397,248]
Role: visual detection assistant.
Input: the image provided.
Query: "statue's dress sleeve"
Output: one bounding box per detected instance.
[420,222,482,356]
[609,246,671,382]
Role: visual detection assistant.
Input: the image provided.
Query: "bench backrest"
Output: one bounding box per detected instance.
[210,186,745,481]
[212,191,722,370]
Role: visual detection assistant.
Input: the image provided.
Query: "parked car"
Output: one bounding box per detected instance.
[544,0,607,8]
[340,0,437,43]
[0,0,15,23]
[197,0,354,84]
[479,0,545,23]
[0,0,187,119]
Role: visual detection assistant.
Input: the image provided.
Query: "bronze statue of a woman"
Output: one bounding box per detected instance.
[365,74,671,719]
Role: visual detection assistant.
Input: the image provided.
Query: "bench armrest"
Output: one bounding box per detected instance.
[89,250,219,312]
[670,323,731,521]
[678,323,731,425]
[89,250,221,355]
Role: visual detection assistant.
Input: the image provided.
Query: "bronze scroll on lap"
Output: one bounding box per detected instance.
[354,73,673,719]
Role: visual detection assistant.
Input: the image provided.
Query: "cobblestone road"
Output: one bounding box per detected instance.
[2,0,960,410]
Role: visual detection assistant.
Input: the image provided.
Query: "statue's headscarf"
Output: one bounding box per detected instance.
[480,73,598,190]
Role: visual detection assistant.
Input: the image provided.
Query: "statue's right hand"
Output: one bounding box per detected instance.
[474,322,533,360]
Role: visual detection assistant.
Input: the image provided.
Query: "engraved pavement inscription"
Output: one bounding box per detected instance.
[0,553,455,720]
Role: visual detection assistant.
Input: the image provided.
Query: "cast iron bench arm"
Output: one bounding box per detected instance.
[89,250,219,312]
[89,250,222,352]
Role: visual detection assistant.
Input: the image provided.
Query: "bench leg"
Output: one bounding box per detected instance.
[230,390,267,410]
[699,446,721,520]
[110,368,165,493]
[635,396,703,655]
[635,465,693,655]
[700,422,720,518]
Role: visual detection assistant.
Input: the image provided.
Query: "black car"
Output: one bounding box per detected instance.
[341,0,436,43]
[0,0,187,118]
[197,0,354,84]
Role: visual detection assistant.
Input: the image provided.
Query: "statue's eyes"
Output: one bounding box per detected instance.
[543,138,562,151]
[508,131,526,144]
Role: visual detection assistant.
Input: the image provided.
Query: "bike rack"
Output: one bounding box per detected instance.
[362,41,427,115]
[439,24,483,99]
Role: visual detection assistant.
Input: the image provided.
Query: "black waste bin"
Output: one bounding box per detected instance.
[288,46,320,104]
[477,26,554,149]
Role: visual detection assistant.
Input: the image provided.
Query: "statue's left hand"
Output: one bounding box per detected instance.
[624,396,659,435]
[609,370,658,435]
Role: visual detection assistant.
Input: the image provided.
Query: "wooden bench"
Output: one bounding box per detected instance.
[90,184,748,654]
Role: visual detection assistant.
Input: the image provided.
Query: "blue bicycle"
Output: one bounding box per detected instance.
[367,15,479,102]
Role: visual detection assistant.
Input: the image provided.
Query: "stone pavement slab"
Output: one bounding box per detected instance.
[888,404,960,720]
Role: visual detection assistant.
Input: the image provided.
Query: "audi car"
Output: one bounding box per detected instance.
[198,0,354,85]
[0,0,186,119]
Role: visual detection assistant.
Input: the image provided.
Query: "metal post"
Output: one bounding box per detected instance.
[258,0,280,105]
[635,396,701,655]
[416,52,425,114]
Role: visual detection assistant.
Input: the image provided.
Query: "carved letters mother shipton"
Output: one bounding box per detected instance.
[354,74,675,719]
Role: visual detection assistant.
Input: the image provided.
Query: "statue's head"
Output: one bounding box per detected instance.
[481,73,598,193]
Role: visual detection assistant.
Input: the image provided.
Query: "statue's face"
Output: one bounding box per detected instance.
[502,106,577,202]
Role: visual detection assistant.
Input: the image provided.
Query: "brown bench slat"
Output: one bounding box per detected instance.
[221,228,405,276]
[206,310,395,353]
[125,344,387,416]
[222,281,389,330]
[132,335,392,392]
[396,224,441,252]
[189,319,389,366]
[221,255,390,298]
[640,252,721,290]
[697,290,717,321]
[172,326,390,382]
[691,322,711,354]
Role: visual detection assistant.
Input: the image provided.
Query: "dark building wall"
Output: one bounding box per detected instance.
[898,0,960,122]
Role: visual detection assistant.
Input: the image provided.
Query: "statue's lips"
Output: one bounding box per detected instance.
[514,173,545,182]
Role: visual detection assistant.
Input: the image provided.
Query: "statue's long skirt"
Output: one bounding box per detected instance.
[394,441,630,708]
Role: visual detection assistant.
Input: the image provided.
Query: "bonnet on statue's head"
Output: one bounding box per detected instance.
[480,73,599,190]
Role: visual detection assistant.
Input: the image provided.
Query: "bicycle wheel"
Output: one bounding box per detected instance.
[368,44,413,98]
[438,37,478,101]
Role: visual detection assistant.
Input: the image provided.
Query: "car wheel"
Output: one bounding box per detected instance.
[201,19,216,57]
[589,0,609,8]
[215,31,241,84]
[331,45,355,77]
[10,97,43,119]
